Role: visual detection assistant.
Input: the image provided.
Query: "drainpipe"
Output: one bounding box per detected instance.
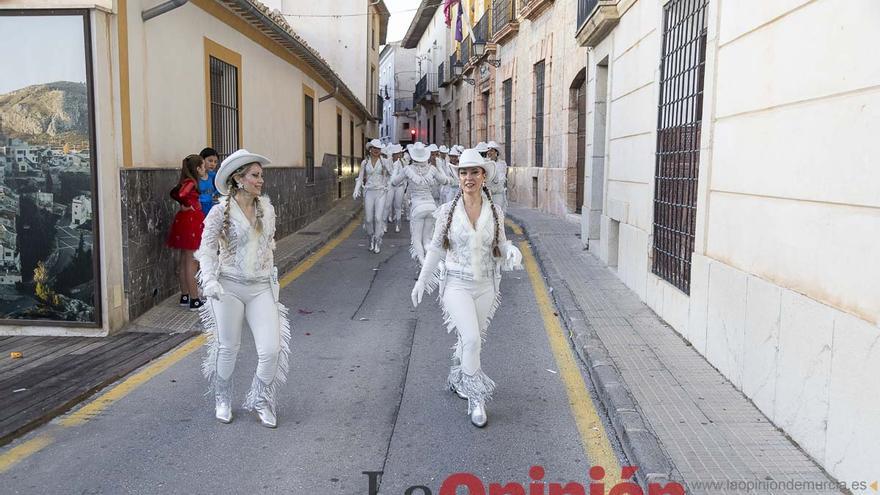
[142,0,189,21]
[318,85,339,103]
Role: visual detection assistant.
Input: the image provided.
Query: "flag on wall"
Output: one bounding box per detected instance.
[443,0,460,27]
[455,2,464,41]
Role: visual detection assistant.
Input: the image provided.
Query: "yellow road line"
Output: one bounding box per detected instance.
[3,217,360,465]
[59,336,206,427]
[519,234,622,479]
[279,217,361,287]
[0,435,53,473]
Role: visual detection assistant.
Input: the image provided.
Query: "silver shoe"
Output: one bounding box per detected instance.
[368,238,375,252]
[468,398,487,428]
[255,403,277,428]
[395,224,400,233]
[215,400,232,424]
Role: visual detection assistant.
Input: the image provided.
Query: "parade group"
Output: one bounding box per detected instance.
[166,139,522,431]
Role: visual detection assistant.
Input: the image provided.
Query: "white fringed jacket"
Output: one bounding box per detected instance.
[427,191,522,287]
[196,195,277,285]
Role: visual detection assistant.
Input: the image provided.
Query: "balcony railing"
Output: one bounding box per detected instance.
[413,73,438,107]
[492,0,516,34]
[376,94,384,121]
[394,97,413,114]
[577,0,598,31]
[461,35,471,64]
[474,12,492,45]
[438,62,446,87]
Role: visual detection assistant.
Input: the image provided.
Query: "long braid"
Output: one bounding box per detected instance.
[483,185,502,258]
[222,184,236,242]
[442,190,462,250]
[253,195,264,233]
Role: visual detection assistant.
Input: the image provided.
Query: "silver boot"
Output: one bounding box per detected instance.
[214,377,233,424]
[468,397,488,428]
[255,402,277,428]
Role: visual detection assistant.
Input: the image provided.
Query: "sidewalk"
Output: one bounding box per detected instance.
[506,207,840,494]
[0,199,361,446]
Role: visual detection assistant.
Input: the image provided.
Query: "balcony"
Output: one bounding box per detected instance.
[376,94,384,122]
[576,0,620,47]
[491,0,519,45]
[438,62,446,87]
[473,13,493,53]
[413,73,438,107]
[520,0,554,21]
[393,97,413,114]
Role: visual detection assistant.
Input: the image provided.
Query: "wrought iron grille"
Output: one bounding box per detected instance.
[461,35,471,63]
[304,94,315,183]
[493,0,516,34]
[534,60,545,167]
[474,12,492,43]
[349,120,355,174]
[503,78,512,163]
[438,62,445,86]
[209,56,239,160]
[577,0,598,32]
[652,0,708,294]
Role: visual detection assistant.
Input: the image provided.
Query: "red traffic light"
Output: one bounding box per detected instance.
[410,129,416,138]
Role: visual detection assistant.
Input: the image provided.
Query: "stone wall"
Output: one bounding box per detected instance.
[120,156,357,320]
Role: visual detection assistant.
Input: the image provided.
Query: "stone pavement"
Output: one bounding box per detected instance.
[506,207,840,495]
[0,198,361,446]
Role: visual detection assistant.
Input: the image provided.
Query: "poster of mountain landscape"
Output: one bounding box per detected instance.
[0,11,99,325]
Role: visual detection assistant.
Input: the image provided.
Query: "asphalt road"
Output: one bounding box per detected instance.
[0,222,624,495]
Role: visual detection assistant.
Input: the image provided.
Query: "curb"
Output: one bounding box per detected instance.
[506,212,679,490]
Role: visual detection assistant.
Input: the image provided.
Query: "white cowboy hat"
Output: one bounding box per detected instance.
[381,144,394,157]
[426,143,439,153]
[449,148,495,183]
[392,144,404,154]
[475,141,489,153]
[447,146,462,157]
[214,149,271,196]
[439,145,449,154]
[366,138,385,151]
[486,141,502,151]
[406,142,431,162]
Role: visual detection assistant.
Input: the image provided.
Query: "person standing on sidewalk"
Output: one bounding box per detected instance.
[198,147,220,215]
[486,141,508,212]
[167,154,206,311]
[410,148,523,428]
[353,139,390,253]
[195,149,291,428]
[391,142,451,265]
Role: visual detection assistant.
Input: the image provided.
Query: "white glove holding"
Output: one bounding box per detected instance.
[202,280,224,300]
[352,182,362,200]
[411,279,426,307]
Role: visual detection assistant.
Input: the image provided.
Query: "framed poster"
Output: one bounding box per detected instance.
[0,10,101,326]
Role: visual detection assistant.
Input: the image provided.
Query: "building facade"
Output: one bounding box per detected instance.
[574,0,878,485]
[0,0,374,336]
[379,42,418,146]
[402,1,451,146]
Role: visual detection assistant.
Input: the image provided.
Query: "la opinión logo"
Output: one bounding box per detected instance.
[364,465,685,495]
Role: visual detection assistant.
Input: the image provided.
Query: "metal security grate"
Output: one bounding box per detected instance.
[534,60,545,167]
[651,0,708,294]
[503,78,512,163]
[209,56,239,160]
[304,94,315,183]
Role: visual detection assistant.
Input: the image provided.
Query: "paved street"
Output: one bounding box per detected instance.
[0,221,625,494]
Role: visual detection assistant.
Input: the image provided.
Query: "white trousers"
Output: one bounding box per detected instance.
[207,277,290,411]
[441,276,498,403]
[409,211,435,264]
[385,186,405,224]
[363,189,388,241]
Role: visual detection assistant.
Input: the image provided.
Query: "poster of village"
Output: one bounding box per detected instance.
[0,11,99,324]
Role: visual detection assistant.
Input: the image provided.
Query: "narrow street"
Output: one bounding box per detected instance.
[1,222,623,494]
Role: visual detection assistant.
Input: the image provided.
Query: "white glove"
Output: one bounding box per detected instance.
[352,182,362,200]
[202,280,224,300]
[502,243,523,270]
[411,279,426,307]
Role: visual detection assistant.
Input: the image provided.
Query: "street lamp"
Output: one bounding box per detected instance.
[453,62,464,77]
[472,40,486,58]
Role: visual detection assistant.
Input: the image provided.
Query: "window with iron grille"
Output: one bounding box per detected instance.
[534,60,545,167]
[482,91,490,142]
[503,78,512,164]
[336,114,343,175]
[652,0,708,294]
[304,94,315,183]
[209,56,239,160]
[467,102,473,147]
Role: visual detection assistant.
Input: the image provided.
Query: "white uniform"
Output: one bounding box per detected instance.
[354,157,391,249]
[486,159,508,212]
[196,195,291,416]
[391,160,451,263]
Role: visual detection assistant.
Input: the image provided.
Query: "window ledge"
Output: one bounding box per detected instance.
[576,1,621,48]
[520,0,554,21]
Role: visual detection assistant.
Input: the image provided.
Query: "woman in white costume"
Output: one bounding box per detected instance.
[391,142,451,264]
[383,144,406,233]
[485,141,509,212]
[427,144,442,203]
[440,145,463,203]
[196,149,291,428]
[353,139,391,253]
[411,149,523,428]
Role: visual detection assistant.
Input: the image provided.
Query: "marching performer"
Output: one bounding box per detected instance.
[354,139,391,253]
[411,149,523,428]
[440,145,463,203]
[391,142,451,264]
[486,141,509,212]
[383,144,407,233]
[196,149,291,428]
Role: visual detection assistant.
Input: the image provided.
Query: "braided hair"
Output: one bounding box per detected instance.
[221,164,264,244]
[441,184,501,258]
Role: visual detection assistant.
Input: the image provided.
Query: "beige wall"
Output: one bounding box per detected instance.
[581,0,880,486]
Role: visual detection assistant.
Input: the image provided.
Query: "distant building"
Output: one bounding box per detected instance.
[71,194,91,226]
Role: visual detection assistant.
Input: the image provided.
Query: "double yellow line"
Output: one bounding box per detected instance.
[0,217,362,473]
